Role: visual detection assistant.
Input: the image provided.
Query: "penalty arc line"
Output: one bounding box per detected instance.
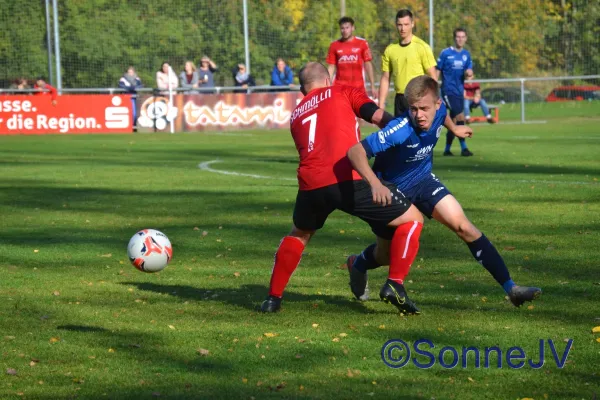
[198,160,296,181]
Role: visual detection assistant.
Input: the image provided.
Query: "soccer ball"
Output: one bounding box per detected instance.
[127,229,173,273]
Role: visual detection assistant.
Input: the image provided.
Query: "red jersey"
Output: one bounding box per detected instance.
[326,37,372,89]
[290,85,372,190]
[34,83,58,101]
[464,82,480,98]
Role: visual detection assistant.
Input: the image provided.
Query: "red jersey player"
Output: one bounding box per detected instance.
[260,62,424,315]
[326,16,377,99]
[34,77,58,107]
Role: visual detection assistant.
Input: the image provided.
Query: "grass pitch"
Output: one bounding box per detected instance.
[1,115,599,399]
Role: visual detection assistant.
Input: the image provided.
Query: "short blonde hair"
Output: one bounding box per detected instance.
[405,75,439,105]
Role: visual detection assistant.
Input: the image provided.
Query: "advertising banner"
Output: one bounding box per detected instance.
[0,95,133,135]
[135,91,304,132]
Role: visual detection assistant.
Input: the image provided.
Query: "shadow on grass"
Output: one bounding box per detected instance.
[121,281,374,315]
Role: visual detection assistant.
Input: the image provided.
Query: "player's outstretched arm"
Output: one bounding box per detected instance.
[444,114,473,138]
[347,144,392,206]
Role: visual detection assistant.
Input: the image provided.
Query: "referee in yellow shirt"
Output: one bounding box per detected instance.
[379,9,438,116]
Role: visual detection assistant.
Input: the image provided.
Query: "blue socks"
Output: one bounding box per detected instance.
[456,121,468,151]
[352,243,380,273]
[467,234,514,293]
[445,131,454,152]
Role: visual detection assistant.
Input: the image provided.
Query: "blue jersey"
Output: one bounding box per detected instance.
[362,102,448,192]
[436,47,472,97]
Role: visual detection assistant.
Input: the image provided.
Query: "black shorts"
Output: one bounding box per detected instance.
[394,93,409,116]
[293,180,411,240]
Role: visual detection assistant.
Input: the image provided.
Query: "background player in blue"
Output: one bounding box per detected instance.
[436,28,473,157]
[346,75,542,309]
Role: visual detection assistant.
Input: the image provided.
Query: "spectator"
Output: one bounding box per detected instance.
[198,55,218,90]
[34,77,57,106]
[179,61,200,94]
[232,63,255,92]
[464,71,495,124]
[270,58,294,89]
[118,66,143,129]
[10,77,30,91]
[156,62,179,94]
[379,9,437,116]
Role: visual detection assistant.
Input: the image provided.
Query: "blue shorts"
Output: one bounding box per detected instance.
[442,94,465,118]
[403,173,452,218]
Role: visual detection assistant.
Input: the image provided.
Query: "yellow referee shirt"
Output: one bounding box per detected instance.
[381,35,436,94]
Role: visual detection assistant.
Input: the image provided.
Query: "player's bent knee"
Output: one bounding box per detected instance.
[288,225,314,245]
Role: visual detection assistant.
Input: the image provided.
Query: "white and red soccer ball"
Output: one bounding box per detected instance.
[127,229,172,272]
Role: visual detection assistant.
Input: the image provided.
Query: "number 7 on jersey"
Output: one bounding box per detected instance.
[302,114,317,152]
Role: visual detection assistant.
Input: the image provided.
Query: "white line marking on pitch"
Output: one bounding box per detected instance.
[198,160,296,181]
[199,160,597,186]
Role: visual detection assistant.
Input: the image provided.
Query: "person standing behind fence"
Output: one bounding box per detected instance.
[34,77,57,106]
[180,61,200,94]
[379,9,437,116]
[119,66,143,129]
[464,71,495,124]
[326,16,377,99]
[232,63,255,93]
[10,78,30,91]
[437,28,474,156]
[270,58,294,90]
[198,55,218,91]
[156,62,179,95]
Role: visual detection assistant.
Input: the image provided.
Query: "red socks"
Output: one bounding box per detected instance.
[268,236,305,298]
[388,221,423,283]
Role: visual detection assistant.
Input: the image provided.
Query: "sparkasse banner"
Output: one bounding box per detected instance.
[0,95,133,135]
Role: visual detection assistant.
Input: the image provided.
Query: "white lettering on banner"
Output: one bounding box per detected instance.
[105,97,130,128]
[0,100,34,113]
[37,115,99,133]
[185,98,292,127]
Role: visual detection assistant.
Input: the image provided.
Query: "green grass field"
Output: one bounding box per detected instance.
[1,116,599,399]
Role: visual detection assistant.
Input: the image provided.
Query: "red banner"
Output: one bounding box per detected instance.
[0,95,133,135]
[135,92,304,132]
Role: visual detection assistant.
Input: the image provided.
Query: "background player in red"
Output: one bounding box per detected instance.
[34,77,58,107]
[326,16,377,99]
[261,62,424,315]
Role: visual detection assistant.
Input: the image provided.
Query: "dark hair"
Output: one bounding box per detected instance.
[454,27,467,37]
[405,75,439,105]
[338,16,354,26]
[158,61,169,73]
[396,9,413,20]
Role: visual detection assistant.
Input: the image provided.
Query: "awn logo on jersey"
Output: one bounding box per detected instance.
[338,55,359,63]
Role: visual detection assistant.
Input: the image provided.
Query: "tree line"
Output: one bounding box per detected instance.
[1,0,597,88]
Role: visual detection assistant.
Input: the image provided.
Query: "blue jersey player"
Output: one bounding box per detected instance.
[436,28,473,157]
[346,75,541,309]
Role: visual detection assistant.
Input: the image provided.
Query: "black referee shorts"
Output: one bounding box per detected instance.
[394,93,409,116]
[292,180,411,240]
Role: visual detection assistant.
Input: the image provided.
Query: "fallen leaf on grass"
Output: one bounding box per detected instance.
[332,337,340,342]
[168,325,176,330]
[527,305,535,310]
[108,348,115,353]
[295,354,303,359]
[6,368,17,376]
[596,338,600,343]
[467,377,474,382]
[4,336,15,340]
[49,337,60,344]
[503,246,516,251]
[242,378,248,384]
[311,323,319,328]
[339,333,348,338]
[197,348,210,356]
[233,272,240,278]
[99,253,112,258]
[52,291,60,296]
[193,227,199,231]
[592,326,600,333]
[263,332,277,338]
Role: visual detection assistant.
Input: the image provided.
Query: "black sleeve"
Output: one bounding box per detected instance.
[358,102,394,127]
